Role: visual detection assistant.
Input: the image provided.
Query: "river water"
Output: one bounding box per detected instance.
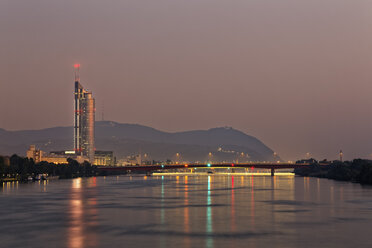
[1,174,372,248]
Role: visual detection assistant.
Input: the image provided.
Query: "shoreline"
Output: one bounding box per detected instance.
[294,159,372,185]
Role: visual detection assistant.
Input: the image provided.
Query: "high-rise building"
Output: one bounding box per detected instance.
[74,64,95,162]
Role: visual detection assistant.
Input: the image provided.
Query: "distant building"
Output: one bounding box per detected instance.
[26,145,43,163]
[94,151,115,166]
[27,145,117,166]
[126,155,142,165]
[49,150,88,164]
[27,145,69,164]
[27,145,87,164]
[296,158,318,164]
[42,156,69,164]
[74,65,95,163]
[319,159,331,165]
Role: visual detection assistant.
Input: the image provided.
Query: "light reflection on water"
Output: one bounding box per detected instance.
[1,175,372,248]
[68,177,98,248]
[230,176,236,232]
[184,176,190,248]
[206,176,213,248]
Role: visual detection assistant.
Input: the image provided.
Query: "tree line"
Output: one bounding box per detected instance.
[294,159,372,185]
[0,154,98,181]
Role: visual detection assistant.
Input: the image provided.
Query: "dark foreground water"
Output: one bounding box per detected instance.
[1,174,372,248]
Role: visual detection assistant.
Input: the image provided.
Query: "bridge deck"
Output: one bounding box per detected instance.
[98,163,311,171]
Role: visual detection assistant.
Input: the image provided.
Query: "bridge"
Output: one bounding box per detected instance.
[97,163,311,176]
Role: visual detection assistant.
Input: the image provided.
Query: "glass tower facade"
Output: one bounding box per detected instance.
[74,81,95,163]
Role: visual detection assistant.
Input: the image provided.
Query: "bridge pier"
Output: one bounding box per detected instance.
[271,168,275,177]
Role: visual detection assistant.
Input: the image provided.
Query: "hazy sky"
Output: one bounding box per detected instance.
[1,0,372,160]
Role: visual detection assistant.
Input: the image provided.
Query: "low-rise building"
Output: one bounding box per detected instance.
[27,145,87,164]
[94,151,115,166]
[26,145,115,165]
[126,154,141,165]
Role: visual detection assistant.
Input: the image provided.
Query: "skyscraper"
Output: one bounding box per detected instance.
[74,64,95,162]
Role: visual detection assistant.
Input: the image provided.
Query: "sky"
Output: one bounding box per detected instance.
[1,0,372,160]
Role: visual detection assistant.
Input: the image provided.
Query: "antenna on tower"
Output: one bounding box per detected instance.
[74,64,80,82]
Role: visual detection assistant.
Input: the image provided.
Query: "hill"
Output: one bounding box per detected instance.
[0,121,277,162]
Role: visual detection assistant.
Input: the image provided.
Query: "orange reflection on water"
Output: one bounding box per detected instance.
[184,176,189,233]
[68,178,98,248]
[68,178,83,248]
[273,174,277,189]
[250,176,255,228]
[231,176,236,232]
[184,176,190,248]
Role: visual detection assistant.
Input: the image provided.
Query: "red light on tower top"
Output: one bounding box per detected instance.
[74,64,80,81]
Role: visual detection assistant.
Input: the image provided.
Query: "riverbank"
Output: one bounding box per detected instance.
[0,154,100,183]
[294,159,372,185]
[0,154,131,183]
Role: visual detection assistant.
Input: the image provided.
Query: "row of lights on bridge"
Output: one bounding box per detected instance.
[160,163,256,169]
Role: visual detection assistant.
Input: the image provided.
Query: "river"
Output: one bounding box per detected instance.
[1,174,372,248]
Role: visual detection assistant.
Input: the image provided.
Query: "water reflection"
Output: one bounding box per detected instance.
[184,176,190,247]
[68,178,83,248]
[250,176,255,228]
[2,181,18,194]
[68,177,98,248]
[160,176,166,248]
[206,176,213,248]
[161,176,165,225]
[1,175,372,248]
[184,176,189,233]
[231,176,236,232]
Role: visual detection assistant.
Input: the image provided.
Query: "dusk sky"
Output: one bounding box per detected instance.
[1,0,372,160]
